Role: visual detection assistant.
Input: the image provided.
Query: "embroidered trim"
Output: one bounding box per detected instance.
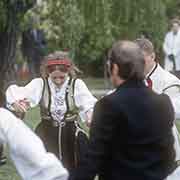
[147,63,158,78]
[162,84,180,93]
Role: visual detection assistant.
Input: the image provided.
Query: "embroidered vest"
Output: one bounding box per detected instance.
[40,77,79,122]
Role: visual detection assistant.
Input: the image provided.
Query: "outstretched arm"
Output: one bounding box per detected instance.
[0,108,68,180]
[6,78,44,114]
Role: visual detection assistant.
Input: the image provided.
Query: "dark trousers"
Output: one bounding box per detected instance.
[0,144,3,158]
[35,120,89,171]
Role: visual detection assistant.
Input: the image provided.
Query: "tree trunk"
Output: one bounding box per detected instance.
[0,19,18,105]
[0,0,35,105]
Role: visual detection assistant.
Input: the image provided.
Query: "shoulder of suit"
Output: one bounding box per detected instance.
[99,89,122,108]
[157,93,174,112]
[155,65,178,80]
[155,65,180,85]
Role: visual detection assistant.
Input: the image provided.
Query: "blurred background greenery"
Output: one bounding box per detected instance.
[1,0,180,79]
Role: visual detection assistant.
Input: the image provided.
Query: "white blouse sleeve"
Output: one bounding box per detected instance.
[74,79,97,120]
[6,78,44,108]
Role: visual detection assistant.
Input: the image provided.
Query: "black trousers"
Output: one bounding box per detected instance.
[35,120,89,171]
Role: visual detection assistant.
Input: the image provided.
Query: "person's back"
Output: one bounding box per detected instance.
[70,79,175,180]
[104,79,175,180]
[69,41,176,180]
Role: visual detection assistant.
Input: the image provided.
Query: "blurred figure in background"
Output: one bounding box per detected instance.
[21,16,47,79]
[163,18,180,77]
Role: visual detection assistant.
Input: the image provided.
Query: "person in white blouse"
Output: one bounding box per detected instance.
[163,18,180,73]
[6,51,97,171]
[135,38,180,180]
[0,108,68,180]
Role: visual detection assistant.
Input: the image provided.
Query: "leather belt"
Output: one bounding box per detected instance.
[42,114,78,127]
[42,118,63,127]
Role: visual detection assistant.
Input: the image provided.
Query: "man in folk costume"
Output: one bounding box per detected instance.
[0,108,68,180]
[135,38,180,179]
[163,18,180,75]
[6,51,97,171]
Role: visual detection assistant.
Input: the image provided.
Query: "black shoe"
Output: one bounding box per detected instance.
[0,156,6,166]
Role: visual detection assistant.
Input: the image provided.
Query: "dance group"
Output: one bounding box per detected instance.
[1,38,180,180]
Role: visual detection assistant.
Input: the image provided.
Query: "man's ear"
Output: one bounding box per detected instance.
[112,63,119,76]
[151,52,156,61]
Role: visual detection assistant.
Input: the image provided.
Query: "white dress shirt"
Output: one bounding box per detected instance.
[147,64,180,119]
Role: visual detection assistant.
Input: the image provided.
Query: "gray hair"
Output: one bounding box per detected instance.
[108,40,145,81]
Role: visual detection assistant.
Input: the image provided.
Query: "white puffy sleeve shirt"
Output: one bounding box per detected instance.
[6,77,97,122]
[149,65,180,119]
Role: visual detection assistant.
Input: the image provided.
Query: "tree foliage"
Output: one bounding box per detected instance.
[0,0,35,104]
[1,0,180,78]
[37,0,176,76]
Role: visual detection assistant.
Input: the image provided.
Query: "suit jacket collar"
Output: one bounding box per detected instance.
[116,79,146,91]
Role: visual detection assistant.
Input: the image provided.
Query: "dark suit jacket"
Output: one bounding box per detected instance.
[69,79,175,180]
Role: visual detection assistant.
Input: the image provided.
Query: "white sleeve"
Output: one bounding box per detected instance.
[74,79,97,120]
[6,78,44,108]
[163,33,172,56]
[164,86,180,119]
[0,108,68,180]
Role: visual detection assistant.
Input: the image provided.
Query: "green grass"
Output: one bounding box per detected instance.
[83,77,108,90]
